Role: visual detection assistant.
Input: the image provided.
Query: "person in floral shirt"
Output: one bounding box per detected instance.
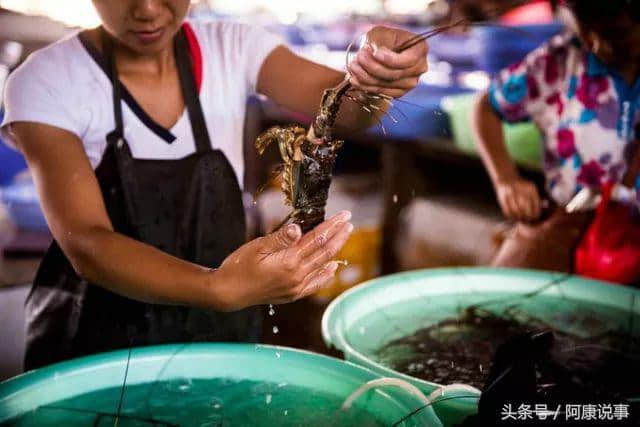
[472,0,640,270]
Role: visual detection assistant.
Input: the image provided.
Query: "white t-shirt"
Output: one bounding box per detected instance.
[0,20,284,186]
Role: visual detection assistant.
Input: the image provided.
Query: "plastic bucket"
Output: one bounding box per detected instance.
[441,93,542,169]
[322,267,640,426]
[0,343,442,426]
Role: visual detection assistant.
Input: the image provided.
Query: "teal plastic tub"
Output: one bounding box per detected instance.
[322,267,640,426]
[0,343,442,426]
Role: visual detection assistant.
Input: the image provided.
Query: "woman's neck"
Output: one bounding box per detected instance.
[116,42,175,78]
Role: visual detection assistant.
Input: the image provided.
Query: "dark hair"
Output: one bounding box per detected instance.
[564,0,640,25]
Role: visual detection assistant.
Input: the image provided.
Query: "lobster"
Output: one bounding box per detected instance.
[255,80,351,233]
[254,19,474,233]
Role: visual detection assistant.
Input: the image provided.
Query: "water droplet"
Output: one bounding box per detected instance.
[284,410,289,416]
[392,194,398,203]
[273,326,279,334]
[276,352,281,359]
[268,304,275,316]
[266,394,272,404]
[479,364,483,373]
[359,326,366,334]
[211,398,223,410]
[165,377,193,394]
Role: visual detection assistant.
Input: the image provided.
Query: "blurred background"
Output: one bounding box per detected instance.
[0,0,563,379]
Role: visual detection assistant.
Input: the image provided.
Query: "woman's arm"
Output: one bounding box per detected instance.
[256,26,428,131]
[472,91,518,184]
[9,122,353,310]
[472,91,541,221]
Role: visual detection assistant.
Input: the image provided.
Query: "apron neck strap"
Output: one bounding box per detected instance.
[101,30,124,142]
[100,26,212,154]
[174,28,212,155]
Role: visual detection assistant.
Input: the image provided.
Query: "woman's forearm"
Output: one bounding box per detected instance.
[64,211,355,313]
[472,91,519,185]
[64,227,223,309]
[258,49,384,132]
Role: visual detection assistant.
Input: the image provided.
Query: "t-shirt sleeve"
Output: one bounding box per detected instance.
[238,24,286,94]
[1,51,86,147]
[206,21,285,94]
[488,36,567,124]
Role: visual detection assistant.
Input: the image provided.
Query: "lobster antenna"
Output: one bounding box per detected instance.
[344,93,388,135]
[357,90,410,123]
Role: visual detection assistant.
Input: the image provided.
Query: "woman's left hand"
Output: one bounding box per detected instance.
[347,26,429,99]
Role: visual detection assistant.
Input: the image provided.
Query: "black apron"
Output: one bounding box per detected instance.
[24,28,261,370]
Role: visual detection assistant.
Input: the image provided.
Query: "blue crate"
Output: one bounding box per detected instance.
[428,33,477,67]
[367,83,473,140]
[472,22,563,73]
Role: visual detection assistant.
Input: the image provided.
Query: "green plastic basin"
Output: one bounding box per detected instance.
[441,93,543,169]
[322,267,640,427]
[0,343,443,426]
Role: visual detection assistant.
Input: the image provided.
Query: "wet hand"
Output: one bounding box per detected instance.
[347,26,428,99]
[214,211,353,311]
[495,178,542,222]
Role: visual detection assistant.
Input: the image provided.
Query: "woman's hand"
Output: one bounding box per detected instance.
[214,211,354,311]
[347,26,429,99]
[495,178,542,222]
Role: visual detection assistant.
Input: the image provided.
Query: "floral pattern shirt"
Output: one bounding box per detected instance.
[489,32,640,205]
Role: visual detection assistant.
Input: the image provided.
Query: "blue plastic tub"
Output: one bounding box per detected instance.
[0,112,27,186]
[1,181,48,231]
[323,267,640,426]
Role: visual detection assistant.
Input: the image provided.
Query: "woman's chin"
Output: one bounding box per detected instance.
[124,28,176,55]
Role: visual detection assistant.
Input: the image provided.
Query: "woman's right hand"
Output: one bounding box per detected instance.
[213,211,354,311]
[495,178,542,222]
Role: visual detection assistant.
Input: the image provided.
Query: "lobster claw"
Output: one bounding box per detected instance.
[255,126,279,155]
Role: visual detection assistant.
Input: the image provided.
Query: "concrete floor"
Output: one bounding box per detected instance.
[0,284,28,381]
